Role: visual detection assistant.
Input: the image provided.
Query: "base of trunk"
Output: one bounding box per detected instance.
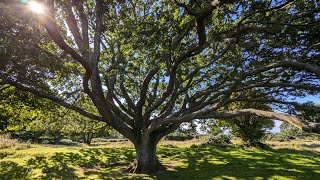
[126,160,166,174]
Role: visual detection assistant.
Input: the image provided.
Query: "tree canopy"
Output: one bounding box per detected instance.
[1,0,320,173]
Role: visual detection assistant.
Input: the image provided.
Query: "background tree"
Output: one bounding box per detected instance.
[228,116,273,147]
[0,86,56,133]
[296,102,320,123]
[278,122,303,140]
[278,102,320,140]
[27,106,111,145]
[1,0,320,173]
[0,86,111,144]
[61,96,112,145]
[165,122,198,141]
[223,91,274,147]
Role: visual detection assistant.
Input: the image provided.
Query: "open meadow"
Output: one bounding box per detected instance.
[1,138,320,180]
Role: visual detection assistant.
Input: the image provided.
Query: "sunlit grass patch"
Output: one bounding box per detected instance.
[267,139,320,153]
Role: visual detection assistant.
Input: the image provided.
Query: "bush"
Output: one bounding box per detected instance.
[0,134,32,150]
[165,132,196,141]
[10,131,46,143]
[202,133,231,146]
[92,138,109,143]
[229,118,273,148]
[273,122,320,141]
[271,132,320,142]
[59,139,78,146]
[100,138,129,143]
[0,134,17,149]
[161,144,178,148]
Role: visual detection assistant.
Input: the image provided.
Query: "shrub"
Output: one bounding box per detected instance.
[165,132,196,141]
[10,131,46,143]
[59,139,78,146]
[105,138,128,142]
[92,138,109,143]
[161,144,178,148]
[202,133,232,146]
[0,134,17,149]
[0,134,32,150]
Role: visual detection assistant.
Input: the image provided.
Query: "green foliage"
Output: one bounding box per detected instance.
[166,122,198,141]
[200,133,232,147]
[276,121,320,141]
[0,134,32,159]
[24,107,112,145]
[0,161,32,180]
[0,85,113,144]
[0,86,53,132]
[223,91,274,147]
[279,122,303,139]
[295,102,320,123]
[229,117,273,148]
[0,134,32,150]
[58,139,78,146]
[165,132,195,141]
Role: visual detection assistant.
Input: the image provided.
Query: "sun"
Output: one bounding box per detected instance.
[28,1,45,14]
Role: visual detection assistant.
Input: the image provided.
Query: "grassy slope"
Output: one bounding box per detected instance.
[0,140,320,180]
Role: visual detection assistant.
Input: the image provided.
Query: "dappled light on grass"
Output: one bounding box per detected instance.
[157,147,320,180]
[0,147,139,179]
[0,145,319,179]
[0,161,32,179]
[25,148,137,179]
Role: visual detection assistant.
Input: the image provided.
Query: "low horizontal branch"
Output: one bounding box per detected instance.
[0,76,102,121]
[150,108,320,134]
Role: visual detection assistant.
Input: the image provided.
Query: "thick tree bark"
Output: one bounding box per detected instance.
[131,134,161,174]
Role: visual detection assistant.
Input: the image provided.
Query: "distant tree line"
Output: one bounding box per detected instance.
[0,86,113,145]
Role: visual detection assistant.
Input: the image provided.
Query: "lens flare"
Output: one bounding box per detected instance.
[29,1,45,14]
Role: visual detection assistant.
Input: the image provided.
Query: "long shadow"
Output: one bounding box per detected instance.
[300,143,320,149]
[156,146,320,180]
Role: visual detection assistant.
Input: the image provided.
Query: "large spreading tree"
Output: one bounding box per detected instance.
[1,0,320,173]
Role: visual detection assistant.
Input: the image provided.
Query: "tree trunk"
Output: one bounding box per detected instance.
[83,133,93,145]
[131,135,162,174]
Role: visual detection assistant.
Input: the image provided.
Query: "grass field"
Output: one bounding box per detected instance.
[0,139,320,180]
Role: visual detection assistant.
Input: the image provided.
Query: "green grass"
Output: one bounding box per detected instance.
[157,146,320,180]
[0,143,319,180]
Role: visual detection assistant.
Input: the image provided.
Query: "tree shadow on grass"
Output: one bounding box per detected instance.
[0,148,136,180]
[300,143,320,149]
[82,169,156,180]
[25,148,136,179]
[156,147,320,180]
[0,161,32,180]
[26,153,80,179]
[1,146,319,179]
